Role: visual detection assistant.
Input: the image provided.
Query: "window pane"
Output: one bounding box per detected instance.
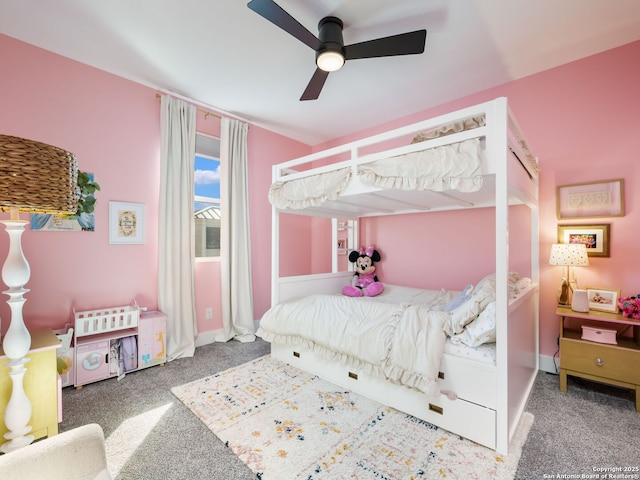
[195,201,220,257]
[195,155,220,199]
[195,133,221,258]
[196,133,220,158]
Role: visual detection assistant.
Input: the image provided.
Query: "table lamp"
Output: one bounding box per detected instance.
[0,134,78,452]
[548,243,589,306]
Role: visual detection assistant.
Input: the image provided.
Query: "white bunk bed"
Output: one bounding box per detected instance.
[258,97,540,455]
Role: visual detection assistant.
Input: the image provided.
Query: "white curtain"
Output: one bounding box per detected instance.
[158,95,197,360]
[214,118,256,342]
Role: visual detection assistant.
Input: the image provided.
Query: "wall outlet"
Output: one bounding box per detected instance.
[205,307,213,320]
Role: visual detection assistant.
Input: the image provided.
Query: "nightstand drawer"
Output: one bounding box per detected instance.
[561,339,640,384]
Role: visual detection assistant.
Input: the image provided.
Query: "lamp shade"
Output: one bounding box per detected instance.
[548,243,589,267]
[317,50,345,71]
[0,134,79,214]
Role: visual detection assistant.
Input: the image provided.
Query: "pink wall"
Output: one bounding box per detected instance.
[312,40,640,358]
[246,130,311,310]
[360,205,532,292]
[2,32,639,362]
[0,34,310,339]
[0,35,160,332]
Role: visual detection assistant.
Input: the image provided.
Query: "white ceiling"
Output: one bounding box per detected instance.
[2,0,640,145]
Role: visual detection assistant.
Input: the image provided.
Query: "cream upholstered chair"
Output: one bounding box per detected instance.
[0,423,111,480]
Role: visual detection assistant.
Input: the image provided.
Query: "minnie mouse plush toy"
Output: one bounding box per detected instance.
[342,245,384,297]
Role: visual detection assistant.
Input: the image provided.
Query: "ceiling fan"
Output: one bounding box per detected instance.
[247,0,427,101]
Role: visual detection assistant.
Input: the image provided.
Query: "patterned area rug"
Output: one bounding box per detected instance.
[171,355,532,480]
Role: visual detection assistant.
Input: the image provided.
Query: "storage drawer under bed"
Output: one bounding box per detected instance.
[271,342,497,450]
[438,354,496,409]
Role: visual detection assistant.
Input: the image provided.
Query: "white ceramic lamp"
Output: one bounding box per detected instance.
[0,134,78,452]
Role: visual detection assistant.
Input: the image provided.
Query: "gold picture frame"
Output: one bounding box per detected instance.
[557,178,624,220]
[557,224,610,257]
[585,287,620,313]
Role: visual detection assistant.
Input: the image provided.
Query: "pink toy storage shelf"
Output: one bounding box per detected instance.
[74,304,140,338]
[72,303,166,388]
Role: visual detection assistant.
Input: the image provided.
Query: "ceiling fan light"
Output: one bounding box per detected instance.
[317,51,344,72]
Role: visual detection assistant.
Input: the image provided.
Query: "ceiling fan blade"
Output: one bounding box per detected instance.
[247,0,319,50]
[300,68,330,101]
[344,29,427,60]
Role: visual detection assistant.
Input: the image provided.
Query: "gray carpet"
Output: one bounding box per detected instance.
[60,339,640,479]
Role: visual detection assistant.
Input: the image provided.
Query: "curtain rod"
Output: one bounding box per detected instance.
[156,93,221,120]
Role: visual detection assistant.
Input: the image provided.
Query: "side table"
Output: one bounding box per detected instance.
[557,306,640,412]
[0,328,61,447]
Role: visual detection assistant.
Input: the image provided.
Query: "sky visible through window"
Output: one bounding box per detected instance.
[195,155,220,210]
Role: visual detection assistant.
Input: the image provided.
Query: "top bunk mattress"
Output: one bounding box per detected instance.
[268,98,539,218]
[269,118,486,211]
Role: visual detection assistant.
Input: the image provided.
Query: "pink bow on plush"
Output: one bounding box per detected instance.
[359,245,376,256]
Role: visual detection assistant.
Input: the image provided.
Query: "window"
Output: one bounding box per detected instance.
[195,132,221,258]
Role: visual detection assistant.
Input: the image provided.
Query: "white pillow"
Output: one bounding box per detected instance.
[474,273,497,295]
[478,272,531,299]
[512,277,532,297]
[443,284,474,312]
[443,297,483,336]
[451,301,497,347]
[444,280,495,336]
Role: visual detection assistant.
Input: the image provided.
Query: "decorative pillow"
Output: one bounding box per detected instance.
[443,275,496,336]
[443,284,474,312]
[476,272,531,299]
[451,301,497,347]
[473,273,497,296]
[445,272,531,343]
[511,277,532,297]
[443,298,483,336]
[411,115,486,144]
[470,275,497,305]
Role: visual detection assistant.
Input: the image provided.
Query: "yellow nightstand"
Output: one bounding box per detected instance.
[0,328,61,447]
[557,306,640,411]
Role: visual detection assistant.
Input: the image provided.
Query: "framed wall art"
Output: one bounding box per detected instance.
[557,224,610,257]
[31,172,99,232]
[585,287,620,313]
[109,201,145,244]
[557,178,624,220]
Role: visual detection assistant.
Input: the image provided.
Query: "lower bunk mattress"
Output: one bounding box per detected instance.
[258,278,534,450]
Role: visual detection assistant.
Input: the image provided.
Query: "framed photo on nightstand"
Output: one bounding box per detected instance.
[585,287,620,313]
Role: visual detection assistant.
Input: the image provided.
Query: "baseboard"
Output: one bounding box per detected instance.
[195,319,261,347]
[538,353,559,375]
[195,330,218,347]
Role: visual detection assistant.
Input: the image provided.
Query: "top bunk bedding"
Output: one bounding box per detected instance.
[268,97,539,219]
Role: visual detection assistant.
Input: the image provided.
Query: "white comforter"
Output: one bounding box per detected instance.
[268,137,483,210]
[257,286,453,397]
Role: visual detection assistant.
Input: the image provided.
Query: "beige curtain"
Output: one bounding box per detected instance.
[158,95,197,359]
[215,118,256,342]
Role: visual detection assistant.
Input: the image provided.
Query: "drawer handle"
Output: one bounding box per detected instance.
[293,351,300,358]
[348,371,358,380]
[429,403,444,415]
[595,357,604,366]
